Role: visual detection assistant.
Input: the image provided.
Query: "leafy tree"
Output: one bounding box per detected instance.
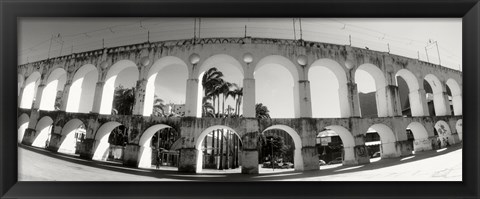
[112,85,135,115]
[263,135,289,161]
[256,103,271,118]
[152,95,166,117]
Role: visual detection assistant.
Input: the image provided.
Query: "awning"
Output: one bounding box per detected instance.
[365,141,381,146]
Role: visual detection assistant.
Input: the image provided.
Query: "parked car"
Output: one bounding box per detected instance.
[319,159,326,165]
[371,151,381,158]
[328,157,343,165]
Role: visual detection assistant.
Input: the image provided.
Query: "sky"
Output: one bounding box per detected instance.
[18,18,462,118]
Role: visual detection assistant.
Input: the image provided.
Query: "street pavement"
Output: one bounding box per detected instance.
[18,144,462,181]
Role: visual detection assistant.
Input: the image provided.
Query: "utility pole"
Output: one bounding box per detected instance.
[193,18,197,41]
[293,18,296,40]
[435,41,441,65]
[47,34,53,59]
[299,18,303,40]
[198,18,201,39]
[425,47,430,62]
[244,25,247,38]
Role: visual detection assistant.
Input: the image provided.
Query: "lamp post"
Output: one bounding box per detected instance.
[270,137,274,171]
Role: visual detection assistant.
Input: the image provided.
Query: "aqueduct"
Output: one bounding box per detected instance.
[17,37,462,174]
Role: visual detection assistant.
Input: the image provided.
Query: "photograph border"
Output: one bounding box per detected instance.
[1,0,479,198]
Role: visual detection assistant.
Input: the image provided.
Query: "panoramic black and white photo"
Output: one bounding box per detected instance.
[17,18,462,181]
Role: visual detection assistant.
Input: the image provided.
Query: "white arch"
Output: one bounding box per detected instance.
[309,59,349,117]
[99,60,138,114]
[18,74,24,96]
[255,55,300,118]
[446,78,462,115]
[58,119,85,154]
[356,63,389,117]
[137,124,173,168]
[395,69,425,116]
[39,68,67,111]
[18,114,30,143]
[20,72,41,109]
[368,124,398,158]
[455,119,462,141]
[66,64,99,113]
[323,125,356,165]
[424,74,448,116]
[434,120,453,147]
[144,56,188,116]
[196,54,245,117]
[92,121,122,161]
[195,125,242,173]
[407,122,431,152]
[198,54,245,77]
[262,125,303,171]
[32,116,54,148]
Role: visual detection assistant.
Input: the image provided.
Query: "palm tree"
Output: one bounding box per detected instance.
[256,103,271,119]
[202,67,224,117]
[218,81,232,117]
[228,84,243,117]
[112,85,135,115]
[152,95,166,117]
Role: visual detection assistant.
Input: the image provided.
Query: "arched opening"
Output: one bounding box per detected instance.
[434,120,453,148]
[366,124,398,160]
[144,57,188,117]
[20,72,41,109]
[196,54,244,118]
[355,63,388,117]
[92,121,126,161]
[58,119,86,155]
[195,125,242,173]
[255,55,299,118]
[395,69,421,117]
[66,64,99,113]
[260,129,296,172]
[446,79,462,116]
[138,124,181,169]
[99,60,139,115]
[407,122,431,152]
[456,119,462,141]
[316,125,355,166]
[39,68,67,111]
[18,114,30,143]
[32,116,54,148]
[424,74,448,116]
[309,59,348,118]
[260,125,302,171]
[18,74,24,97]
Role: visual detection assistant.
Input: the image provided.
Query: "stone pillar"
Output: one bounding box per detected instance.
[376,85,402,117]
[90,82,105,114]
[178,148,198,172]
[132,79,147,116]
[78,138,95,159]
[59,82,72,111]
[32,84,46,109]
[395,140,414,156]
[21,128,36,145]
[298,80,312,118]
[47,133,62,152]
[338,83,361,117]
[451,94,462,115]
[184,78,199,117]
[433,92,451,116]
[408,89,429,116]
[301,146,319,171]
[413,137,433,152]
[123,144,141,167]
[241,131,259,174]
[352,145,370,165]
[242,78,256,118]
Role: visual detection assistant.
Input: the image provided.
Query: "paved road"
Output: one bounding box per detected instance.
[18,144,462,181]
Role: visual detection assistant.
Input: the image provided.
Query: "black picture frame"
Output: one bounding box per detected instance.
[1,0,479,198]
